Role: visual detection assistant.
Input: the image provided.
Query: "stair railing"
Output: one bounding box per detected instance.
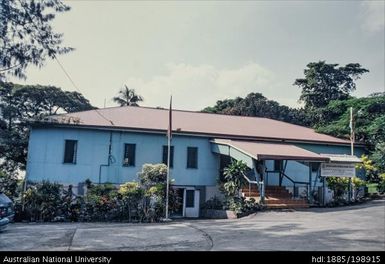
[280,171,309,199]
[265,170,309,199]
[242,172,260,198]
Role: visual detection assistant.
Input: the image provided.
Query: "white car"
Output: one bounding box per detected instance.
[0,192,14,231]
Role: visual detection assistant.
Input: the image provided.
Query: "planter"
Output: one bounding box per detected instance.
[201,209,237,219]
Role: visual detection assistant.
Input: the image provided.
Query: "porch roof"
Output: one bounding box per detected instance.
[319,153,362,163]
[211,139,329,162]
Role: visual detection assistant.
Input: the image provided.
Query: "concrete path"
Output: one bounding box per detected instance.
[0,199,384,251]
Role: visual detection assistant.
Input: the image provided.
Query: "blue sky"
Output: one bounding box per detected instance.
[11,0,385,110]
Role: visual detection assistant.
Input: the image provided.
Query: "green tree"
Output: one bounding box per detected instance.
[371,142,385,173]
[202,92,312,126]
[294,61,368,109]
[0,0,73,79]
[113,85,143,107]
[315,94,385,146]
[0,82,95,170]
[0,169,18,198]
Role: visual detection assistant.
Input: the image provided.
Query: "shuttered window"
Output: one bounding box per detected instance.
[63,140,77,164]
[187,147,198,169]
[123,144,136,166]
[162,145,174,168]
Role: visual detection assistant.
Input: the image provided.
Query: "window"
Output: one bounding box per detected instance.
[63,140,77,164]
[274,160,283,171]
[162,145,174,168]
[185,190,195,208]
[123,144,136,166]
[187,147,198,169]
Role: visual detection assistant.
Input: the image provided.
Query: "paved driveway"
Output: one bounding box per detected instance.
[1,199,384,251]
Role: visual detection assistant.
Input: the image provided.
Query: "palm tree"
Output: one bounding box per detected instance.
[113,85,143,107]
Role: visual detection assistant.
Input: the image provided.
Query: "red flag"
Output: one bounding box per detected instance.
[167,96,172,140]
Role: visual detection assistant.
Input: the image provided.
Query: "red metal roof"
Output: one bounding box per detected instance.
[49,106,350,145]
[212,139,330,161]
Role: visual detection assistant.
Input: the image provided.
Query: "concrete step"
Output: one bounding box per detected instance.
[266,203,309,209]
[242,191,260,197]
[265,194,292,198]
[265,186,287,190]
[266,199,308,205]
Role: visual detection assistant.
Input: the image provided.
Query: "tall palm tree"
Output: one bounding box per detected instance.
[113,85,143,107]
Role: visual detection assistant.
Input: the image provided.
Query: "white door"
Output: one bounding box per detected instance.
[184,189,200,218]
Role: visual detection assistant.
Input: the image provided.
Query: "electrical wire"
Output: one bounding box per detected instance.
[54,57,115,125]
[16,0,115,126]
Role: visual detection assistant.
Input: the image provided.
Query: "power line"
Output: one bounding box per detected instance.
[15,0,114,126]
[55,56,115,126]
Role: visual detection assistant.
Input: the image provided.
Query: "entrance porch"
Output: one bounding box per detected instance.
[211,139,341,209]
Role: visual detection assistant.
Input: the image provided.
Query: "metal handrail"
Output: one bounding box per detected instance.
[242,172,260,198]
[265,170,309,198]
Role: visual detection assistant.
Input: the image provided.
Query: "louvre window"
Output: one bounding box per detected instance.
[162,145,174,168]
[123,144,136,166]
[187,147,198,169]
[63,140,77,164]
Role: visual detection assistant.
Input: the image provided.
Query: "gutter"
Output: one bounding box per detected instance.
[98,131,114,184]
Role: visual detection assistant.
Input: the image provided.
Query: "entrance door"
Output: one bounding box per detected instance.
[184,189,200,218]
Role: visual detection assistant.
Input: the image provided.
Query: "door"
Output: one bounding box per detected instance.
[184,189,200,218]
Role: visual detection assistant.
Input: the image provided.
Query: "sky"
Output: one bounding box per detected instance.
[10,0,385,110]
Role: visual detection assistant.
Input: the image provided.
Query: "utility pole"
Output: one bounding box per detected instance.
[349,107,354,202]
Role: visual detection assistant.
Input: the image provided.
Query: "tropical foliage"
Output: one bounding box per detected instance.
[0,0,72,80]
[202,92,311,126]
[16,164,180,223]
[220,160,259,215]
[113,85,143,106]
[294,61,368,109]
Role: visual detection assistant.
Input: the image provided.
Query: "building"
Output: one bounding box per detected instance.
[26,106,364,217]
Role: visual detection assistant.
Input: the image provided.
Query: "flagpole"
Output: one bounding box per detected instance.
[349,107,354,202]
[165,96,172,220]
[165,131,171,219]
[350,107,354,156]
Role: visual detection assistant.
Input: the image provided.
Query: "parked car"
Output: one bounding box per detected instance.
[0,217,9,231]
[0,192,14,223]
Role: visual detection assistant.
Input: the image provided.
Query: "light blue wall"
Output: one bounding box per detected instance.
[26,127,219,186]
[27,127,366,188]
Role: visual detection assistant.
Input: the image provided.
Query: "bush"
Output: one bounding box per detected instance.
[202,196,223,210]
[15,163,179,223]
[326,177,349,202]
[22,181,62,222]
[377,174,385,194]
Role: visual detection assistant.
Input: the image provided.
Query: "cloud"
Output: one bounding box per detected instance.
[123,62,280,111]
[360,1,385,33]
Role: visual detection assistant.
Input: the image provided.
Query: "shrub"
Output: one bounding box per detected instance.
[118,182,144,221]
[202,196,223,210]
[326,177,349,202]
[15,164,179,223]
[23,181,62,222]
[220,160,259,216]
[137,164,169,222]
[138,164,167,186]
[378,173,385,194]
